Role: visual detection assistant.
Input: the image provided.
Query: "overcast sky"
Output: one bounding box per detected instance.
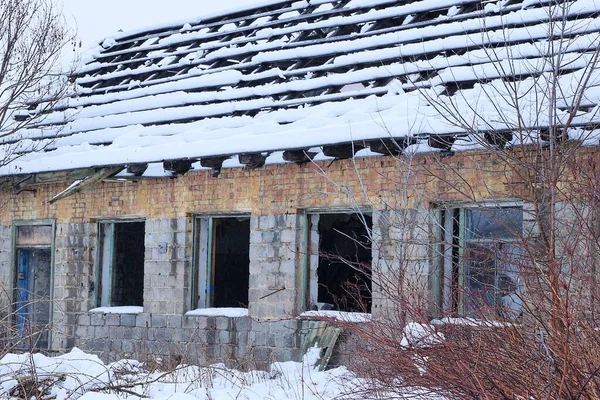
[60,0,264,49]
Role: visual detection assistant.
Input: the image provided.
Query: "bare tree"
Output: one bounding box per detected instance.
[320,2,600,399]
[0,0,72,354]
[0,0,73,165]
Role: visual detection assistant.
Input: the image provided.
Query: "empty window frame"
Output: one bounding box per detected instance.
[97,221,145,307]
[437,206,524,319]
[13,221,55,350]
[306,212,372,313]
[193,216,250,309]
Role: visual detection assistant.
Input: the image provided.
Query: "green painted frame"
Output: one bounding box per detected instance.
[190,213,250,311]
[94,218,145,308]
[11,219,56,350]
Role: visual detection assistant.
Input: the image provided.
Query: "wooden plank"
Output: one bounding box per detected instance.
[48,166,124,204]
[16,225,53,247]
[299,321,341,371]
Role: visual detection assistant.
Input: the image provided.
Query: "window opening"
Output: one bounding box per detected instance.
[438,206,523,319]
[14,223,54,350]
[98,221,145,307]
[308,213,372,312]
[194,216,250,309]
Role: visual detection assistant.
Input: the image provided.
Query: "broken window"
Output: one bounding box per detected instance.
[193,216,250,309]
[437,206,524,319]
[14,222,54,350]
[97,221,145,307]
[307,213,372,313]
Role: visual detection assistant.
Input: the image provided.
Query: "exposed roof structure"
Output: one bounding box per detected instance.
[2,0,600,178]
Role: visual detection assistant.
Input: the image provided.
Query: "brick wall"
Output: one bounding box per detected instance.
[0,150,550,362]
[0,150,524,225]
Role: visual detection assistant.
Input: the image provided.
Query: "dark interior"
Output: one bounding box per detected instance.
[318,213,372,312]
[213,218,250,308]
[112,222,145,306]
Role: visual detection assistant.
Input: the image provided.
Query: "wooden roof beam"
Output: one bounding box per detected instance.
[200,156,230,177]
[282,149,317,164]
[428,134,456,151]
[126,163,148,176]
[239,152,268,169]
[163,159,195,175]
[368,137,416,155]
[322,143,364,159]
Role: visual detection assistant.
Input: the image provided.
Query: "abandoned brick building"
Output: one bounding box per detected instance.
[1,0,599,364]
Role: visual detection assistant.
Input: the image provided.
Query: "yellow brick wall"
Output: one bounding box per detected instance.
[0,148,573,222]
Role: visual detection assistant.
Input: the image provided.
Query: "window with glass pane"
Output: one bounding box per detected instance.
[438,206,523,319]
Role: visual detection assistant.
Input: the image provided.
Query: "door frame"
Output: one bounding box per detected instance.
[11,219,56,350]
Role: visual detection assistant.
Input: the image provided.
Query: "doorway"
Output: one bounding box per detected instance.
[14,223,54,350]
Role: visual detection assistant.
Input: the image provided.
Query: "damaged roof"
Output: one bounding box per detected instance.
[2,0,600,177]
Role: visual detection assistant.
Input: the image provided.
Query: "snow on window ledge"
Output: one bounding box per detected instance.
[89,306,144,314]
[299,310,371,323]
[185,307,249,318]
[431,317,516,328]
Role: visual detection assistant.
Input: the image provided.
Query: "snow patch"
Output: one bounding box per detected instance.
[400,322,445,348]
[185,307,249,317]
[300,310,372,323]
[89,306,144,314]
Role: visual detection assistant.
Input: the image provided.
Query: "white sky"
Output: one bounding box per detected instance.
[60,0,264,49]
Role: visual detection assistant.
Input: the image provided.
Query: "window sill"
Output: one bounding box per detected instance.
[89,306,144,314]
[185,307,248,318]
[299,310,371,323]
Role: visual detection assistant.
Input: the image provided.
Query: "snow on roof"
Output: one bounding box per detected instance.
[2,0,600,177]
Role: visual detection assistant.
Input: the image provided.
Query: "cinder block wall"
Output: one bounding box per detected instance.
[0,150,534,363]
[144,218,189,315]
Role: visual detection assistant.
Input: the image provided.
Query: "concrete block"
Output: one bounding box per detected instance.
[94,325,109,339]
[236,331,249,347]
[261,231,280,243]
[167,315,182,329]
[182,316,198,329]
[253,332,268,346]
[280,229,296,243]
[275,347,298,363]
[215,316,230,330]
[132,327,147,340]
[250,216,260,231]
[105,314,121,326]
[236,345,250,359]
[278,260,296,275]
[206,330,217,345]
[218,330,231,344]
[78,314,91,326]
[249,244,268,260]
[121,314,136,327]
[90,313,104,326]
[155,328,169,341]
[251,319,268,333]
[151,314,167,328]
[110,339,122,352]
[235,317,251,332]
[275,333,295,348]
[250,231,262,244]
[122,340,134,354]
[205,316,216,330]
[136,314,151,328]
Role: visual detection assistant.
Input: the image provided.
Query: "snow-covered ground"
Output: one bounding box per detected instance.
[0,347,443,400]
